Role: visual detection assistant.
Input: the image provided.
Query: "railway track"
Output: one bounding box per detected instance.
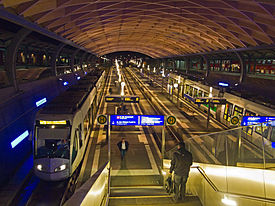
[123,67,222,164]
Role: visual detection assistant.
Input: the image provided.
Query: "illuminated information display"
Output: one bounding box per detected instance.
[241,116,275,126]
[110,115,164,126]
[105,95,139,103]
[194,98,226,105]
[105,95,123,103]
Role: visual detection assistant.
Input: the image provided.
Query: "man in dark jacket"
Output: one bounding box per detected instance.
[170,142,193,202]
[117,138,129,160]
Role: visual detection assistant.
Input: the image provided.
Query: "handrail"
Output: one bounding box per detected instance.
[64,161,110,206]
[104,165,111,206]
[192,165,275,204]
[194,166,218,192]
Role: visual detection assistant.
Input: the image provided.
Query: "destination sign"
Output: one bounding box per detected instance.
[241,116,275,126]
[105,95,139,103]
[110,115,164,126]
[194,98,226,105]
[141,115,164,126]
[110,115,139,126]
[124,96,140,103]
[105,95,123,103]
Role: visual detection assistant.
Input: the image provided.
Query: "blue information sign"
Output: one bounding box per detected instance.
[110,115,164,126]
[241,116,275,126]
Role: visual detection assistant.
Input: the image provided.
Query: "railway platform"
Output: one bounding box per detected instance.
[2,66,275,206]
[64,67,275,206]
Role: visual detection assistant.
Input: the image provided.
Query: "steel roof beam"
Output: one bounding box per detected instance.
[0,7,93,55]
[166,44,275,59]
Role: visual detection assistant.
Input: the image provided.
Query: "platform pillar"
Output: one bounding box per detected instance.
[108,115,111,164]
[70,49,80,73]
[185,57,189,74]
[235,52,245,84]
[5,28,31,92]
[202,55,210,78]
[161,124,165,169]
[51,43,65,76]
[80,52,88,71]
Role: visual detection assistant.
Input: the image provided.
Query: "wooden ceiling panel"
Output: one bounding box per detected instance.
[2,0,275,58]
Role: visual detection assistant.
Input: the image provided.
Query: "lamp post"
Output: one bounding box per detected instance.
[161,73,165,94]
[171,83,174,102]
[174,83,179,106]
[121,82,125,96]
[174,83,178,103]
[147,65,150,80]
[177,76,181,107]
[118,73,121,83]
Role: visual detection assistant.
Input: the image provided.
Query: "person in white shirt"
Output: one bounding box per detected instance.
[117,138,129,160]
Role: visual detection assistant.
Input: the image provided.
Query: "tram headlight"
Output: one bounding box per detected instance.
[54,164,66,172]
[36,164,43,171]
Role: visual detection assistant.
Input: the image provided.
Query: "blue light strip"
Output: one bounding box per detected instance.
[218,82,229,87]
[11,130,29,148]
[63,81,68,86]
[35,97,47,107]
[272,142,275,149]
[77,76,81,80]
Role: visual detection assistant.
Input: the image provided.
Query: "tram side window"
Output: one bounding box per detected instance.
[78,124,83,148]
[90,104,94,127]
[270,127,275,142]
[185,85,189,95]
[92,100,97,123]
[188,86,193,97]
[204,92,209,97]
[233,105,244,120]
[243,110,256,135]
[72,131,78,163]
[83,113,89,139]
[194,88,198,97]
[198,90,203,97]
[255,123,268,138]
[89,108,92,125]
[223,103,233,122]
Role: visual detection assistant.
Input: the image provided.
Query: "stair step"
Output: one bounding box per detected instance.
[111,175,161,187]
[108,195,202,206]
[110,186,168,197]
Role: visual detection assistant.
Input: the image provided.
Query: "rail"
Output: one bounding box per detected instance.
[126,68,219,164]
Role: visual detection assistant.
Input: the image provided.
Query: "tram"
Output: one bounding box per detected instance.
[33,70,105,181]
[169,74,275,143]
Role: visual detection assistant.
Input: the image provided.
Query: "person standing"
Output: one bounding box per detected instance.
[117,138,129,160]
[169,142,193,202]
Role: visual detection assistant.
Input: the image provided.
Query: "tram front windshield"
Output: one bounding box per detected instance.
[35,126,70,159]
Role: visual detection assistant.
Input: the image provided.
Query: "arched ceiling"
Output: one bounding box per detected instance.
[1,0,275,58]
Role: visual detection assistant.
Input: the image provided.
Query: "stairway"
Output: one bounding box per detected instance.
[108,175,202,206]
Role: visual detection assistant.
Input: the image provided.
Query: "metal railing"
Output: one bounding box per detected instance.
[182,121,275,169]
[163,121,275,205]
